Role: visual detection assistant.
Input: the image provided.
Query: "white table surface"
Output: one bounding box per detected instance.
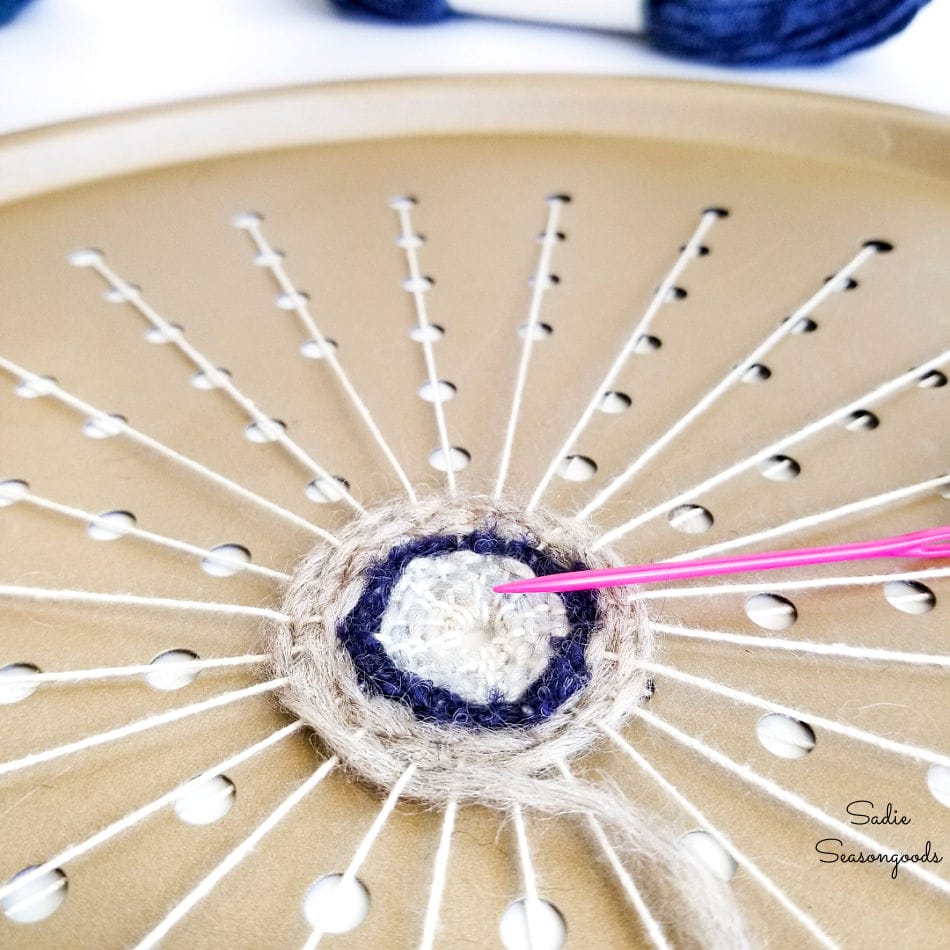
[0,0,948,136]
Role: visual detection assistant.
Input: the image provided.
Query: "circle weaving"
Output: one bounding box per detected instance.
[272,494,655,797]
[338,531,597,727]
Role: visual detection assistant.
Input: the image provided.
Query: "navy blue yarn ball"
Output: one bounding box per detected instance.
[646,0,931,66]
[330,0,930,66]
[0,0,35,27]
[336,530,599,729]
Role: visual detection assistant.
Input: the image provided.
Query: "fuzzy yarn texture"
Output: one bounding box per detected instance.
[375,548,574,706]
[271,493,751,948]
[332,0,931,65]
[338,530,599,726]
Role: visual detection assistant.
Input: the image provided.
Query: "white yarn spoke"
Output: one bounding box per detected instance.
[237,216,417,502]
[0,585,288,621]
[0,355,335,544]
[419,796,458,950]
[556,762,672,950]
[511,802,542,950]
[637,566,950,600]
[493,196,566,499]
[629,707,950,896]
[654,622,950,667]
[302,763,417,949]
[392,198,457,495]
[0,678,287,778]
[603,725,838,949]
[670,474,950,562]
[0,654,267,688]
[528,209,722,512]
[595,347,950,547]
[78,255,365,514]
[136,755,338,950]
[643,661,950,769]
[578,243,882,520]
[0,722,302,905]
[11,487,289,583]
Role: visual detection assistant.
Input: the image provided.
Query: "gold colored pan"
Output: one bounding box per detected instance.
[0,77,947,947]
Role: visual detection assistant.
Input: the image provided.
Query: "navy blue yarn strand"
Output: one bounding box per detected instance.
[330,0,930,66]
[337,530,599,729]
[0,0,35,27]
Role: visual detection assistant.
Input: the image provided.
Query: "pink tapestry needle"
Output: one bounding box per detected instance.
[493,526,950,594]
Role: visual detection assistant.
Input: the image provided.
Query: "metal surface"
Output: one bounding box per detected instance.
[0,78,947,947]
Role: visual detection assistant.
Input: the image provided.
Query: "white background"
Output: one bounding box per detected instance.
[0,0,948,134]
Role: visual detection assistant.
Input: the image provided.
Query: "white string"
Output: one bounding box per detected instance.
[135,755,338,950]
[595,346,950,547]
[0,653,266,687]
[13,488,289,583]
[602,724,838,949]
[0,355,335,544]
[0,584,288,621]
[527,209,721,512]
[670,474,950,562]
[419,795,458,950]
[0,678,287,778]
[511,802,541,950]
[636,566,950,600]
[302,762,417,949]
[393,200,457,496]
[643,661,950,768]
[239,219,417,503]
[555,761,672,950]
[84,257,366,514]
[630,706,950,896]
[493,197,566,499]
[578,243,880,520]
[0,721,302,905]
[653,622,950,667]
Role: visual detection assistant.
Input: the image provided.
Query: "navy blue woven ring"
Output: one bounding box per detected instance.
[337,530,599,729]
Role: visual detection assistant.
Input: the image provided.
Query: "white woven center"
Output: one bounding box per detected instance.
[376,551,570,704]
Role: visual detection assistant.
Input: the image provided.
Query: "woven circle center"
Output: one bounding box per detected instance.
[378,550,568,704]
[336,530,598,728]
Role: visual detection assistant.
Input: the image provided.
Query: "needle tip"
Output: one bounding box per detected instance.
[493,581,525,594]
[494,578,566,594]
